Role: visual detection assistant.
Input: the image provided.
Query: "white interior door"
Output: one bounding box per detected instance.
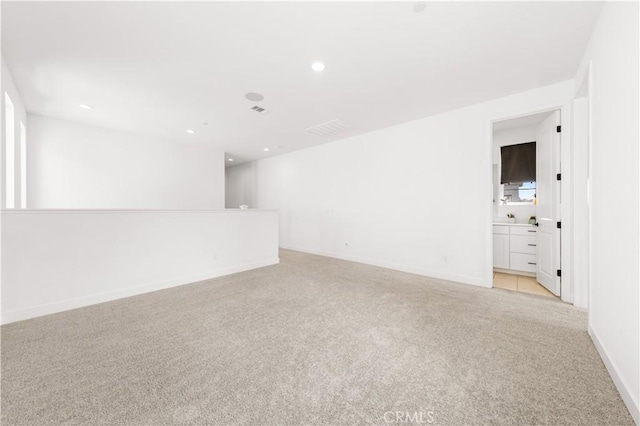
[536,111,561,295]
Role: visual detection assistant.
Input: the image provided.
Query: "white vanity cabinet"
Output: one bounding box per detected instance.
[493,224,537,274]
[492,225,510,269]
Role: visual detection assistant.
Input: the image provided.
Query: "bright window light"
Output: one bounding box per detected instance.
[20,121,26,208]
[4,92,15,209]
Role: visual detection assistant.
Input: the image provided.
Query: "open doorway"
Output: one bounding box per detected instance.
[491,110,562,299]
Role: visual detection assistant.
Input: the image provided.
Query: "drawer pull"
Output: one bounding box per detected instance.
[527,230,536,233]
[528,244,537,247]
[528,262,537,265]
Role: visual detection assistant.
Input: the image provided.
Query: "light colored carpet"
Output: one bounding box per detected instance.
[1,249,633,425]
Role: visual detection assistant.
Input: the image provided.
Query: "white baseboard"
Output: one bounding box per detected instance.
[589,325,639,425]
[280,245,488,288]
[1,257,280,325]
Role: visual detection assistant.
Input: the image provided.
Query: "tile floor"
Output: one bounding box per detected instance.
[493,272,557,298]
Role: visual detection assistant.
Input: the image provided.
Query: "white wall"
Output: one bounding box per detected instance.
[492,125,537,222]
[27,114,225,209]
[226,162,257,208]
[575,2,639,422]
[1,56,28,209]
[1,209,279,324]
[227,81,574,287]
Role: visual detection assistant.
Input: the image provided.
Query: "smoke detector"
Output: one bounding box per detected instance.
[245,92,264,102]
[413,2,427,13]
[305,119,351,138]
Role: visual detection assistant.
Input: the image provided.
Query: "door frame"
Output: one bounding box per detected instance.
[488,101,573,304]
[573,61,593,312]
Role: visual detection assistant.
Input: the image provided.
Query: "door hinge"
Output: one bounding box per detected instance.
[556,125,562,133]
[557,221,561,229]
[556,173,561,181]
[557,269,562,277]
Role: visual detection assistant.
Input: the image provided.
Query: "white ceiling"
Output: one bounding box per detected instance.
[2,1,603,166]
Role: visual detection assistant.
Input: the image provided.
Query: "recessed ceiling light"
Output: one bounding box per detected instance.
[228,158,234,162]
[311,62,325,72]
[245,92,264,102]
[263,148,270,152]
[78,104,93,110]
[186,129,195,134]
[413,2,427,13]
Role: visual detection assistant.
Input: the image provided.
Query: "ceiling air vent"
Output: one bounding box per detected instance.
[305,119,351,138]
[250,105,270,114]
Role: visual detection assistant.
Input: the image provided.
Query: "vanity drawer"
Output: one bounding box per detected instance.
[493,225,509,235]
[510,235,537,254]
[510,226,537,236]
[510,253,537,273]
